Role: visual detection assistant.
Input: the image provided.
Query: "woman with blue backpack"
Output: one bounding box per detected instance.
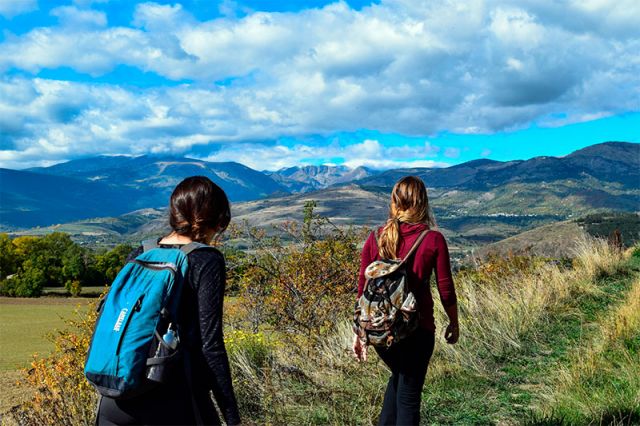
[352,175,459,425]
[89,176,241,425]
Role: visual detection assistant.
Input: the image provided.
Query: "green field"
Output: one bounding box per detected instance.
[41,286,107,297]
[0,298,93,414]
[0,298,91,372]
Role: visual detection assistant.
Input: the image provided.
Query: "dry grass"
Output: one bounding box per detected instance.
[3,237,635,425]
[432,235,630,378]
[572,235,629,280]
[537,275,640,423]
[223,236,635,424]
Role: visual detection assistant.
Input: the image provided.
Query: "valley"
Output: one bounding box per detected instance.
[2,141,639,261]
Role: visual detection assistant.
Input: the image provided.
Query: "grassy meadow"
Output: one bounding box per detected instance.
[2,238,639,425]
[218,239,640,425]
[0,298,91,414]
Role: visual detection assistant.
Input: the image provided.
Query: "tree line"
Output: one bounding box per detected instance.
[0,232,132,297]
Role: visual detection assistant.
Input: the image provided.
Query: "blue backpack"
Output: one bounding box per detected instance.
[84,240,208,399]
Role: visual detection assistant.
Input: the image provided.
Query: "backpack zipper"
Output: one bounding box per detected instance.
[115,295,144,356]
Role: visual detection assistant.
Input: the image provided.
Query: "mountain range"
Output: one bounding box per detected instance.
[1,142,638,243]
[265,165,374,192]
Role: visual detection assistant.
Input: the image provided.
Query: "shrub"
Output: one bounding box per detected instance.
[8,302,98,425]
[234,202,365,347]
[224,330,279,422]
[572,235,630,280]
[0,260,46,297]
[65,279,82,297]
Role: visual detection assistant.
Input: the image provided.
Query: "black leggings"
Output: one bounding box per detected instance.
[374,328,435,426]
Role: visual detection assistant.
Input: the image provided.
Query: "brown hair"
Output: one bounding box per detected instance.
[169,176,231,243]
[378,176,437,259]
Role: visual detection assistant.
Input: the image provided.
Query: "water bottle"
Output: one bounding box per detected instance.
[146,323,178,383]
[162,327,178,350]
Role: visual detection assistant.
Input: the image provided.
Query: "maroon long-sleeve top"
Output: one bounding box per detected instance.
[358,222,457,333]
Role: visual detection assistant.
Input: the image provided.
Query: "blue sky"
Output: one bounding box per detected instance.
[0,0,638,170]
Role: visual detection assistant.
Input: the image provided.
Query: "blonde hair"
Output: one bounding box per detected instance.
[378,176,437,259]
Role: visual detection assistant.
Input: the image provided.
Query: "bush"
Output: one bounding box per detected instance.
[0,260,46,297]
[572,235,630,280]
[234,202,365,346]
[65,279,82,297]
[0,234,132,297]
[9,302,98,425]
[224,330,279,421]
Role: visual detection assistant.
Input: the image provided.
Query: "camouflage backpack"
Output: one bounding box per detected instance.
[353,230,429,347]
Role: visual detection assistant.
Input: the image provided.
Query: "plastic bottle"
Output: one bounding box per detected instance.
[146,323,178,383]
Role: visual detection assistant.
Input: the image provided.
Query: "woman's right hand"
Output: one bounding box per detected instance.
[352,334,368,362]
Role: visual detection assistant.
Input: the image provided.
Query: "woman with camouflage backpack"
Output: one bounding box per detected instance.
[352,175,459,425]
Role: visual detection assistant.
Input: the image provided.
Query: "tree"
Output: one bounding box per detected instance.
[2,233,96,295]
[0,233,16,279]
[38,233,86,287]
[236,203,365,346]
[94,244,133,285]
[7,260,47,297]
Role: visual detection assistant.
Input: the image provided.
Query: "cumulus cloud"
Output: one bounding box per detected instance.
[204,139,451,170]
[0,0,37,18]
[0,75,450,170]
[51,5,107,28]
[0,0,639,168]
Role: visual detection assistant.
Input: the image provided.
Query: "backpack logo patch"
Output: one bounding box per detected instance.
[113,308,128,332]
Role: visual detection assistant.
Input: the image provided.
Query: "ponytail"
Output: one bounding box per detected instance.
[378,217,401,259]
[377,176,436,259]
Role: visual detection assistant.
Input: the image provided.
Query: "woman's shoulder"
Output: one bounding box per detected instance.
[187,246,225,266]
[426,228,444,239]
[186,247,225,288]
[424,229,447,249]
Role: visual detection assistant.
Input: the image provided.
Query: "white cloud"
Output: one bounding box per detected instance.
[0,0,639,168]
[51,5,107,28]
[0,0,36,18]
[203,139,451,170]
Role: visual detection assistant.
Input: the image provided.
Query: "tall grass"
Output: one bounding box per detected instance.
[430,235,626,377]
[224,237,633,424]
[5,236,635,425]
[536,272,640,424]
[572,235,630,280]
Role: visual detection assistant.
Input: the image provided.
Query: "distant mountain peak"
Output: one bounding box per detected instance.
[3,140,638,230]
[267,164,376,192]
[567,141,639,161]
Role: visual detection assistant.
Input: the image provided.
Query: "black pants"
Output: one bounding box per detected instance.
[96,377,221,425]
[375,328,435,426]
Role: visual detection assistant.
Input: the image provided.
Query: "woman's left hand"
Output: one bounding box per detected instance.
[444,322,459,344]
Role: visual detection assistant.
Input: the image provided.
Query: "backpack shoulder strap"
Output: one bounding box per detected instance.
[398,230,429,266]
[180,242,213,256]
[142,239,213,255]
[142,238,160,252]
[371,230,379,248]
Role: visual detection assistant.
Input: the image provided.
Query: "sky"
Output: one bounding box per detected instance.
[0,0,638,171]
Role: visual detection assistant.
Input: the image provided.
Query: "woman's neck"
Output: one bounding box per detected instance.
[159,232,194,245]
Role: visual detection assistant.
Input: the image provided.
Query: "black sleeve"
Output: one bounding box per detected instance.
[192,253,241,426]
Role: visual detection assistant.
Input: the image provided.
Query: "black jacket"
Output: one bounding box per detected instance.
[97,244,241,425]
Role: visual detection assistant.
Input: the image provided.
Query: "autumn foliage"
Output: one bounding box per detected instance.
[9,302,99,425]
[231,201,365,344]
